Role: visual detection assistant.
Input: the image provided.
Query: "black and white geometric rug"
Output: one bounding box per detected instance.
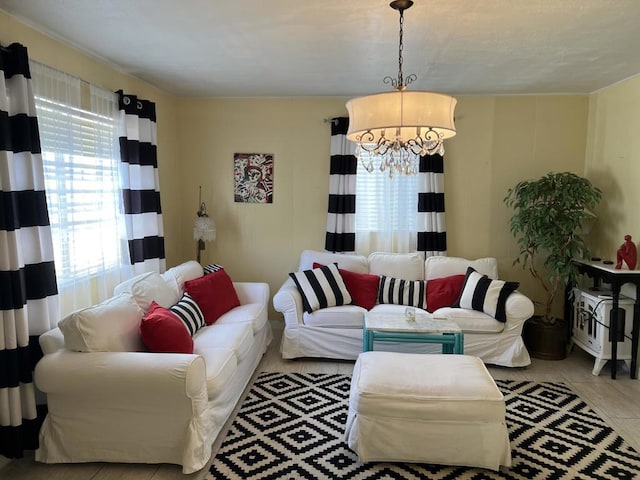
[207,372,640,480]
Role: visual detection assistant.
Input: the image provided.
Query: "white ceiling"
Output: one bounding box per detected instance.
[1,0,639,98]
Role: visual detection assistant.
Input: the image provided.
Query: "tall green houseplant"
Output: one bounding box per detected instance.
[504,172,602,323]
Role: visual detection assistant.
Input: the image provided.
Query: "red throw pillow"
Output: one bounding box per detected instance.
[313,262,380,310]
[140,301,194,353]
[426,274,466,312]
[184,269,240,325]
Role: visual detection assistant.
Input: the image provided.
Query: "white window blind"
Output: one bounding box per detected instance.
[355,153,418,254]
[31,62,132,314]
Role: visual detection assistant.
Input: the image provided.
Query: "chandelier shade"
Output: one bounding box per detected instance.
[346,91,457,146]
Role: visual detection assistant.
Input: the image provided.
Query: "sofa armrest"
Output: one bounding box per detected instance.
[233,282,269,307]
[273,278,304,327]
[494,291,535,334]
[35,350,212,474]
[39,327,66,355]
[36,350,206,399]
[504,291,535,326]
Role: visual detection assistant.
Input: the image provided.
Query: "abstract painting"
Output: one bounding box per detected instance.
[233,153,274,203]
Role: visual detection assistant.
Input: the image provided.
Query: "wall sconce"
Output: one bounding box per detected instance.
[193,186,216,264]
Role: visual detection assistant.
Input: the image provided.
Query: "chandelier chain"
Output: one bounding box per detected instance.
[398,9,405,89]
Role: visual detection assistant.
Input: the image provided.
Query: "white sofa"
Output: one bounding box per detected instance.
[34,261,272,474]
[273,250,533,367]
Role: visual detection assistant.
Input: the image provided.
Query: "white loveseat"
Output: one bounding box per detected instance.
[273,250,533,367]
[34,261,272,474]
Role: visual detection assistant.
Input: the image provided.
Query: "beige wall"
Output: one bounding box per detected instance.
[3,10,597,318]
[178,95,590,316]
[0,10,183,267]
[585,76,640,265]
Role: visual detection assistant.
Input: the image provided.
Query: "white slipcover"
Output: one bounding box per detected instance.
[273,250,534,366]
[344,352,512,470]
[35,264,272,474]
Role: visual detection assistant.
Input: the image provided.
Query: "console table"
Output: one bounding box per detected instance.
[572,259,640,379]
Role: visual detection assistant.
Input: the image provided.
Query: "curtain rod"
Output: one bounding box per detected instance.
[30,59,93,88]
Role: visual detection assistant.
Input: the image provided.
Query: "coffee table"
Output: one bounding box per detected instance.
[363,311,464,354]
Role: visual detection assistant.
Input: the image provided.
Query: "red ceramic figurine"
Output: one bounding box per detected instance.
[615,234,637,270]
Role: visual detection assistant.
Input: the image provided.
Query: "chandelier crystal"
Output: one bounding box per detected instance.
[346,0,457,178]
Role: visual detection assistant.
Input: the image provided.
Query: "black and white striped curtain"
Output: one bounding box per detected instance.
[117,91,166,274]
[0,43,59,458]
[325,117,356,253]
[417,153,447,256]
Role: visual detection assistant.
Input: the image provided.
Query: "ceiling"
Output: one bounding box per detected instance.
[1,0,639,98]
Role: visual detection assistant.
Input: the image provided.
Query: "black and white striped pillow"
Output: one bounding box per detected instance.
[453,267,519,322]
[203,264,224,275]
[170,293,205,336]
[289,263,352,313]
[377,276,426,309]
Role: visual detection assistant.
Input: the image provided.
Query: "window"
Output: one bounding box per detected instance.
[31,62,131,312]
[354,154,418,254]
[38,99,124,280]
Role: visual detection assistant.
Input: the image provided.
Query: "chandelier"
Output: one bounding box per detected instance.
[346,0,457,177]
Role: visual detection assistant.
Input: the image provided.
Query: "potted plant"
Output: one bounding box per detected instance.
[504,171,602,359]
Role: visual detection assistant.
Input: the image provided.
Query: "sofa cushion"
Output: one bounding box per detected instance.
[377,275,426,309]
[424,256,498,280]
[185,269,240,325]
[454,267,519,322]
[298,249,368,273]
[193,323,254,361]
[140,301,194,353]
[369,304,430,316]
[162,260,204,297]
[215,303,268,334]
[114,271,180,312]
[313,262,380,310]
[58,293,144,352]
[433,307,506,333]
[368,252,424,280]
[426,274,466,312]
[170,293,205,336]
[290,263,352,313]
[303,305,366,328]
[192,347,237,400]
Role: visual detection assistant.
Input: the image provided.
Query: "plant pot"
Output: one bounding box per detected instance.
[522,317,568,360]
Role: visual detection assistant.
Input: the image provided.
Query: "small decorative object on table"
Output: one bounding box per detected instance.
[404,307,415,322]
[616,234,637,270]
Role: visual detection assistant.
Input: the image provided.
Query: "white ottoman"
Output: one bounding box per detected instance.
[344,351,512,471]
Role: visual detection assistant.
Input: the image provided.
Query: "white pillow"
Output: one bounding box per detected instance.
[298,250,369,274]
[58,294,144,352]
[368,252,425,280]
[114,271,179,312]
[424,256,498,280]
[162,261,205,296]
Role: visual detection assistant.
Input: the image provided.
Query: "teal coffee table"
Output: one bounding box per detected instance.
[363,311,464,354]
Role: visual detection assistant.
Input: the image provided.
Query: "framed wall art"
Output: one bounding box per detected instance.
[233,152,274,203]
